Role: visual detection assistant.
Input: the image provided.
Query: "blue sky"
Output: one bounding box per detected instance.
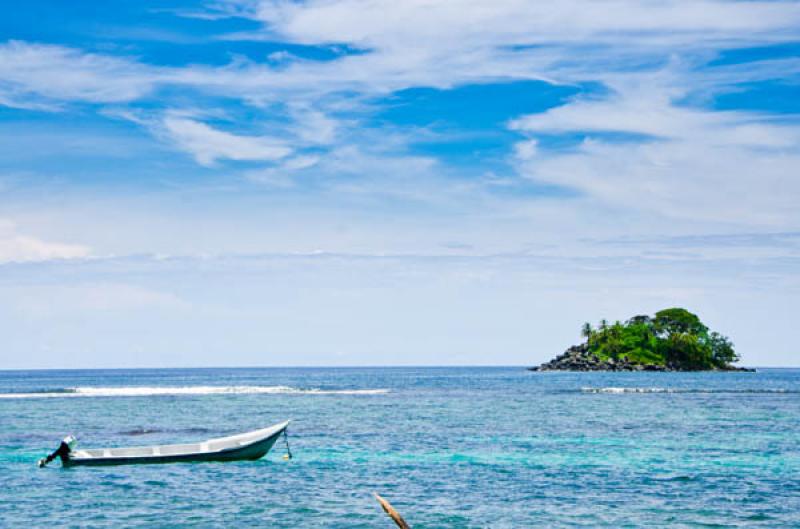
[1,1,799,368]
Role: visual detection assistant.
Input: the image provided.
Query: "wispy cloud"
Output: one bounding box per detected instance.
[288,104,339,145]
[160,115,292,165]
[3,2,800,109]
[508,66,800,226]
[248,0,800,47]
[0,41,159,107]
[508,67,799,148]
[244,154,320,186]
[0,220,90,263]
[230,0,800,90]
[2,1,798,183]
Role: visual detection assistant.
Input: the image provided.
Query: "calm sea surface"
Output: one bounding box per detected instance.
[1,367,798,528]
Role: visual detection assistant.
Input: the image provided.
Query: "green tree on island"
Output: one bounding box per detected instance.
[581,322,593,346]
[581,308,740,370]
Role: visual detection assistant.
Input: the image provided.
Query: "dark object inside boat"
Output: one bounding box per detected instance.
[38,435,76,467]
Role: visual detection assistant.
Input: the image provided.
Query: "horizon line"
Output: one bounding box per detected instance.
[0,364,792,372]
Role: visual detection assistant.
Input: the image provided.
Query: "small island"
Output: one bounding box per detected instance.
[530,308,753,372]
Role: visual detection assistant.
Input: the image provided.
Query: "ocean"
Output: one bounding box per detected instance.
[1,367,798,528]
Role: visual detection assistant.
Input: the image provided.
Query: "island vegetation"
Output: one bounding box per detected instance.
[531,308,750,371]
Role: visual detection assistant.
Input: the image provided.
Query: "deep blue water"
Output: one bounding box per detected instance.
[1,367,799,528]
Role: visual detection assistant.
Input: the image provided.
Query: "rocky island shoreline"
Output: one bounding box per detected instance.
[529,308,755,372]
[529,344,754,372]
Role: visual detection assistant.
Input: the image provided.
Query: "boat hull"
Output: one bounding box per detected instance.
[63,421,288,467]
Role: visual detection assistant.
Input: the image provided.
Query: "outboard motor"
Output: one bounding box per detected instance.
[38,435,77,468]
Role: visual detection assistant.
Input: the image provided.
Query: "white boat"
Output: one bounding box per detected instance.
[39,420,291,467]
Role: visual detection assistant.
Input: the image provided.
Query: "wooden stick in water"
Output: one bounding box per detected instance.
[374,493,411,529]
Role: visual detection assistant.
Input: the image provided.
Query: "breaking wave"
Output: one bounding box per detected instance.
[0,385,390,399]
[581,387,798,394]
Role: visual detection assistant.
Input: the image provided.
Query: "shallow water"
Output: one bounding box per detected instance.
[1,367,799,528]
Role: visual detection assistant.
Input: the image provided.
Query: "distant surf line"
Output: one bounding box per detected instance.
[0,385,390,399]
[581,387,798,394]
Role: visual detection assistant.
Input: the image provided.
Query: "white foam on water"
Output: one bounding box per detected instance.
[0,386,390,399]
[583,387,673,394]
[581,387,794,394]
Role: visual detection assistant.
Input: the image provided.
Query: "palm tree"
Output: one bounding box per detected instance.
[609,322,623,359]
[581,322,593,346]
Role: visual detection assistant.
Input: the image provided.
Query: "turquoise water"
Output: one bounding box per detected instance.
[1,367,799,528]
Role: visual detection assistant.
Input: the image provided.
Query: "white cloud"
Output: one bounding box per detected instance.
[6,1,792,111]
[0,40,159,107]
[509,72,800,149]
[282,154,320,171]
[520,138,800,226]
[229,0,800,92]
[509,70,800,227]
[252,0,800,47]
[513,139,538,161]
[2,2,798,179]
[289,104,338,144]
[0,220,90,263]
[161,115,292,165]
[244,155,320,186]
[3,2,800,109]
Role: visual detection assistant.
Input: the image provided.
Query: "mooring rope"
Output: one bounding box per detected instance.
[283,428,293,460]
